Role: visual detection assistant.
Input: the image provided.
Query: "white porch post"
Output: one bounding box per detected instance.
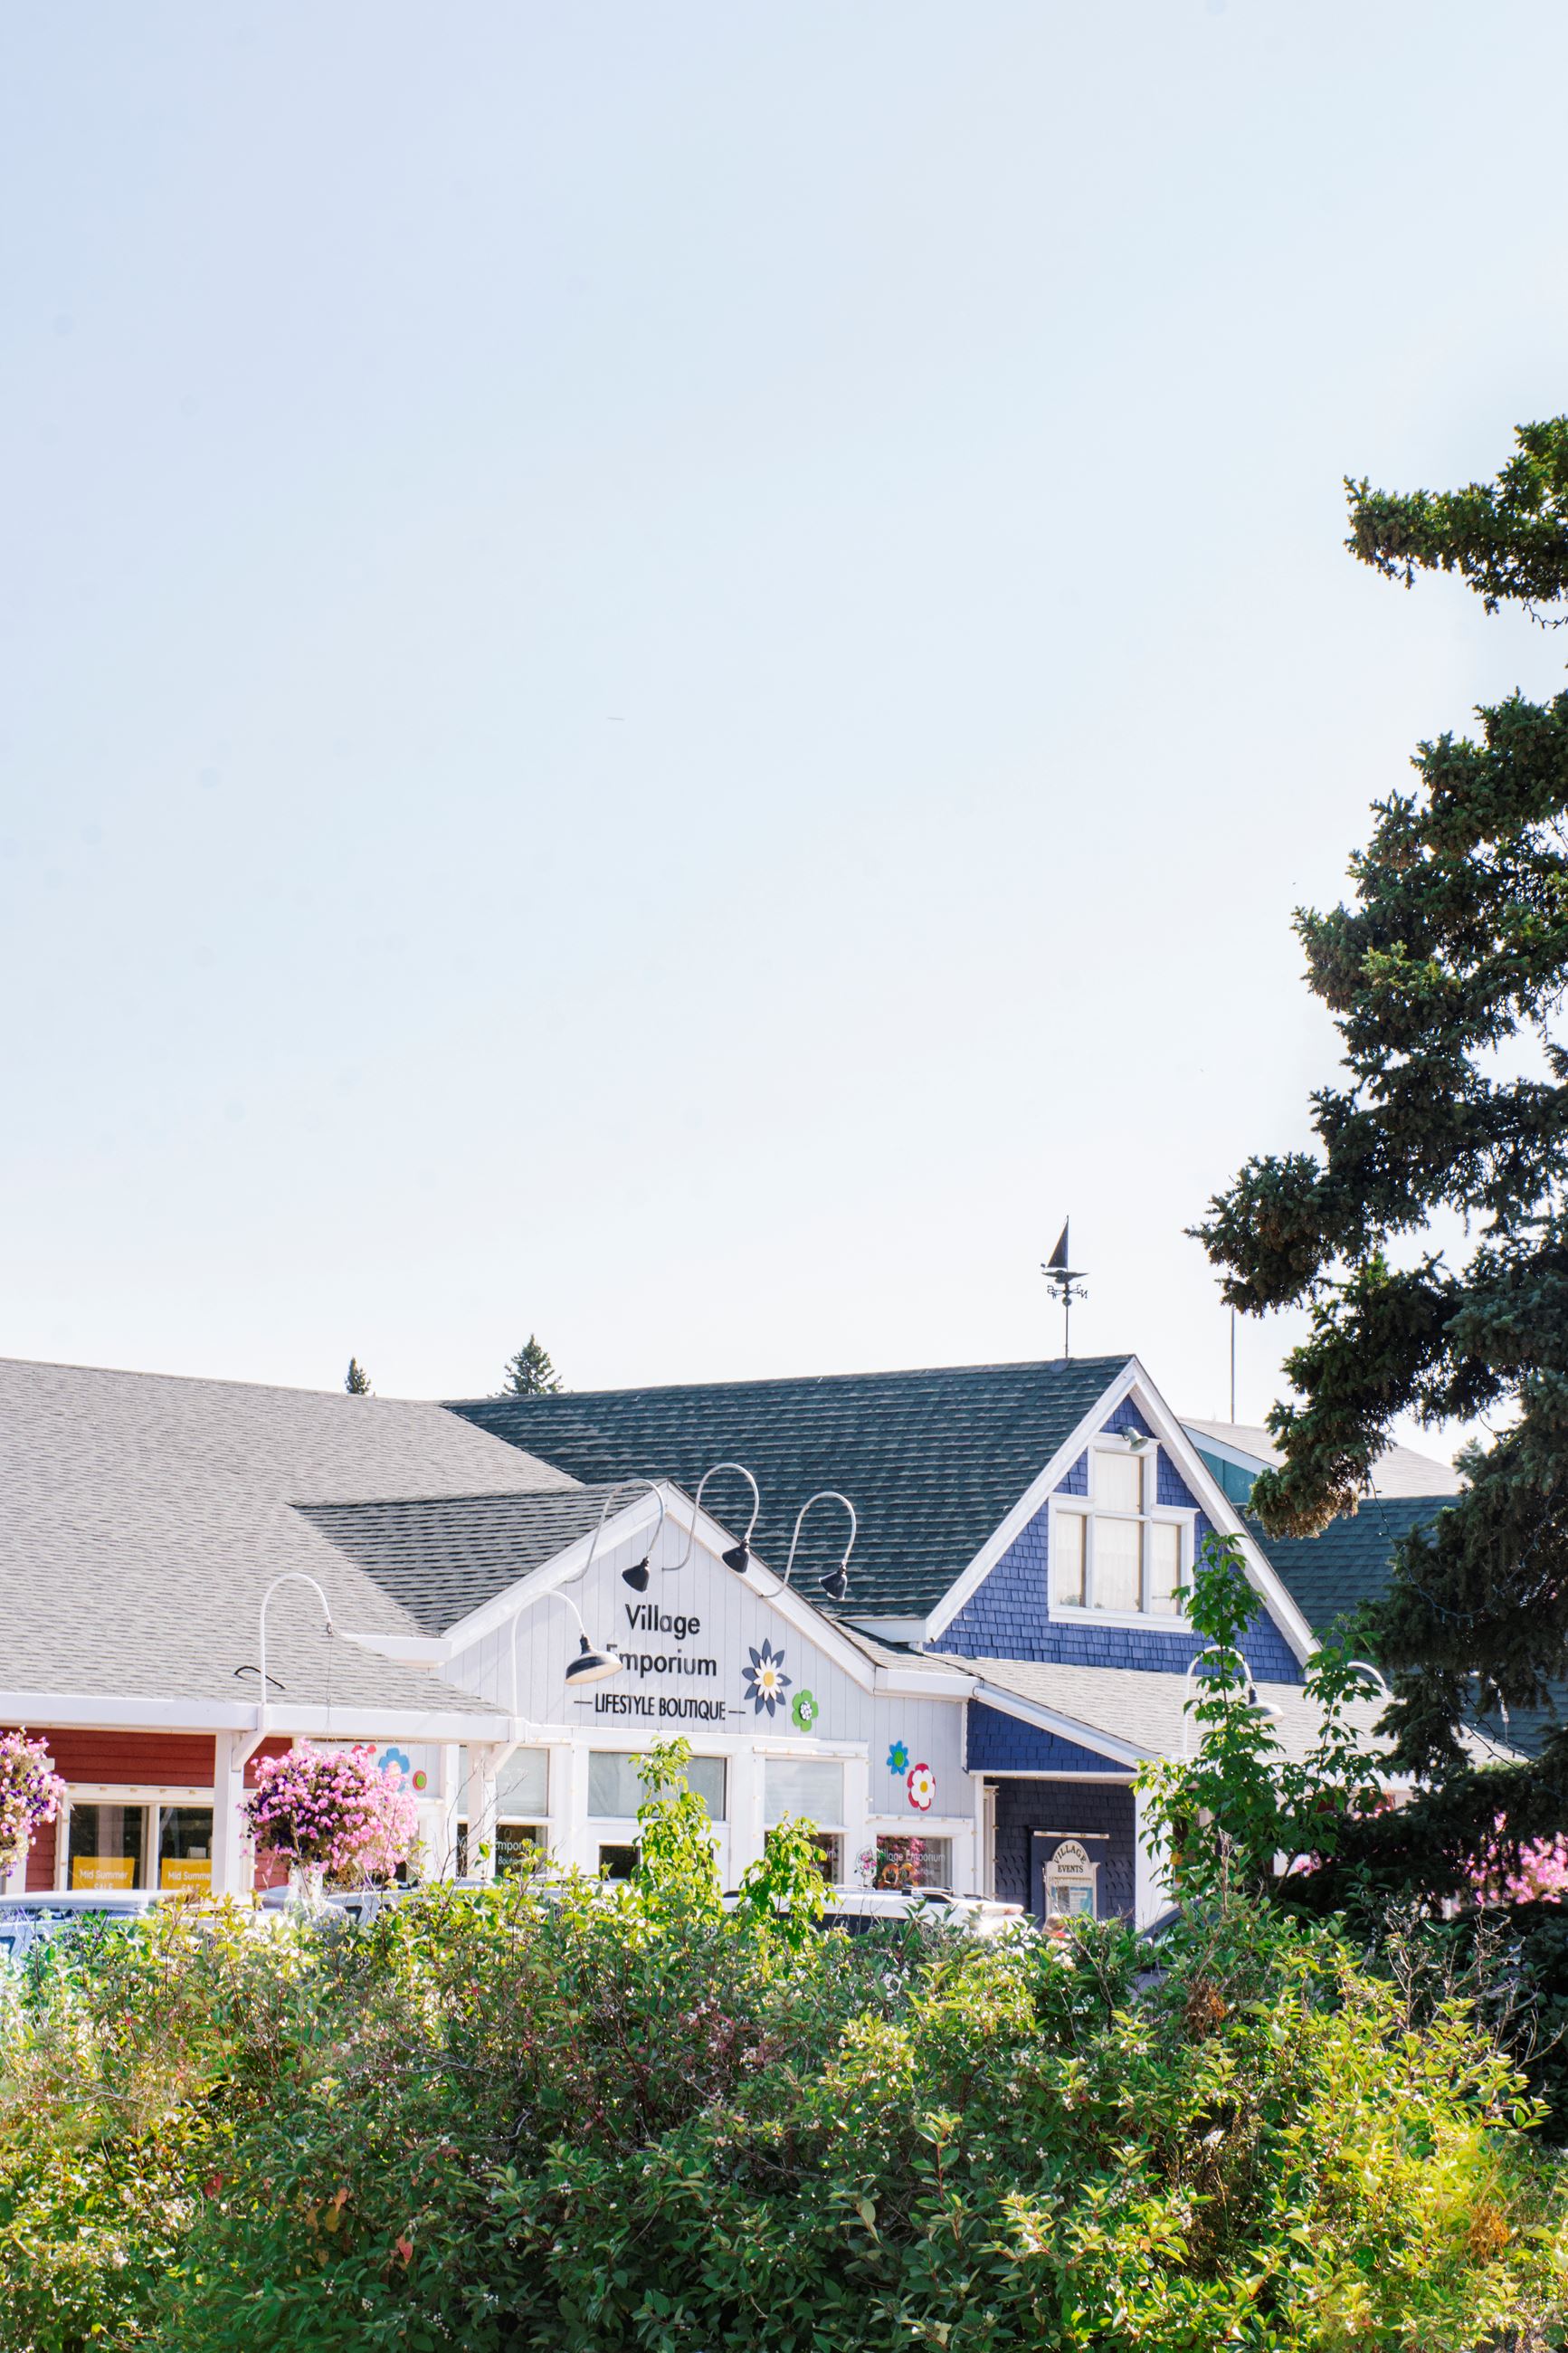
[468,1747,500,1882]
[549,1739,588,1872]
[841,1751,870,1890]
[426,1743,462,1880]
[211,1730,262,1900]
[2,1848,26,1898]
[728,1745,765,1885]
[1134,1786,1172,1930]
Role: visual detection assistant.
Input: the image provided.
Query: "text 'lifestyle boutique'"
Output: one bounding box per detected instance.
[0,1351,1463,1922]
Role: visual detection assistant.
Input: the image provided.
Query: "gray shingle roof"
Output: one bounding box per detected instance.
[447,1357,1131,1617]
[1250,1493,1562,1759]
[297,1484,653,1636]
[962,1656,1401,1767]
[1249,1495,1453,1634]
[0,1356,572,1714]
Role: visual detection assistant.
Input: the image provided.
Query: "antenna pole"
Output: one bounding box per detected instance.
[1229,1308,1237,1423]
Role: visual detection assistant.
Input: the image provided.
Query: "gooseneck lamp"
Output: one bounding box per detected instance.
[666,1462,763,1579]
[254,1571,335,1735]
[508,1586,623,1714]
[783,1490,858,1604]
[568,1479,668,1594]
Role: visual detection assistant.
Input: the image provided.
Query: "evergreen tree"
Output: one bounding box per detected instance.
[498,1335,562,1396]
[344,1357,372,1396]
[1195,419,1568,1882]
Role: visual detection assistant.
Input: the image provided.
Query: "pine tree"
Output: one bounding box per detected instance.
[1195,419,1568,1882]
[498,1336,562,1396]
[345,1357,372,1396]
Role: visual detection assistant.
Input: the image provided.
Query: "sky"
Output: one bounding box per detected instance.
[3,3,1567,1442]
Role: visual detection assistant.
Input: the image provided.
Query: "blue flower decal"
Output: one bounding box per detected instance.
[743,1639,792,1718]
[378,1747,413,1780]
[887,1740,909,1775]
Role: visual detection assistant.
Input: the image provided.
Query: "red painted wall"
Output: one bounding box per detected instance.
[6,1727,295,1894]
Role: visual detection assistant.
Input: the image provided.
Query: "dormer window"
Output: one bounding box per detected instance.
[1051,1439,1191,1619]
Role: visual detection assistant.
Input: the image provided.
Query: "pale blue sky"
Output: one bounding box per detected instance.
[3,3,1567,1436]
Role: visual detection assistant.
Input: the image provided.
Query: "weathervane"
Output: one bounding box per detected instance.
[1041,1220,1088,1359]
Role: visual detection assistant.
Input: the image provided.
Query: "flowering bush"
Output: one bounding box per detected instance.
[243,1743,420,1882]
[0,1729,65,1873]
[1468,1817,1568,1907]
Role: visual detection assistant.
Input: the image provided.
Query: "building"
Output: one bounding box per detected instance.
[3,1348,1468,1922]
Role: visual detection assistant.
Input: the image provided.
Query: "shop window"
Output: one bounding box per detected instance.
[811,1834,844,1886]
[158,1807,214,1895]
[496,1824,545,1878]
[1043,1838,1098,1919]
[763,1758,844,1828]
[588,1750,726,1822]
[1052,1444,1192,1618]
[69,1803,147,1891]
[454,1822,545,1879]
[870,1835,952,1891]
[597,1843,639,1881]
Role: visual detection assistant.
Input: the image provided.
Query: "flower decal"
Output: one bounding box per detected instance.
[906,1762,936,1813]
[378,1747,412,1780]
[791,1688,820,1731]
[886,1740,909,1776]
[742,1639,792,1718]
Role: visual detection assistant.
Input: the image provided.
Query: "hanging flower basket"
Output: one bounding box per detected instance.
[0,1730,66,1876]
[243,1743,421,1886]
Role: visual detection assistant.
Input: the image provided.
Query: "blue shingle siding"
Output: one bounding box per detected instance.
[965,1700,1126,1776]
[941,1446,1305,1681]
[1060,1451,1088,1496]
[992,1778,1136,1920]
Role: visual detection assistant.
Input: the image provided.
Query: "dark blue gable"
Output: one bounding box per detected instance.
[939,1400,1304,1682]
[965,1700,1128,1776]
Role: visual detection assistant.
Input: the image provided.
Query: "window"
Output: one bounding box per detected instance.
[158,1807,214,1894]
[495,1824,545,1879]
[588,1750,726,1822]
[597,1843,639,1881]
[870,1835,952,1891]
[69,1803,147,1891]
[764,1758,844,1828]
[1051,1442,1192,1619]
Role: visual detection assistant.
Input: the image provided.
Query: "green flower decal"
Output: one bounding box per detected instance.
[791,1688,820,1731]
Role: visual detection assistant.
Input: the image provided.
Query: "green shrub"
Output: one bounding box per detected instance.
[2,1774,1564,2351]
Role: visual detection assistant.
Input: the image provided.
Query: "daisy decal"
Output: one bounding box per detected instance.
[742,1639,792,1718]
[906,1762,936,1813]
[791,1688,820,1731]
[887,1740,909,1776]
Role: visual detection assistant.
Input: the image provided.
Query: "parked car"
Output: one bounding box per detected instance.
[0,1890,167,1962]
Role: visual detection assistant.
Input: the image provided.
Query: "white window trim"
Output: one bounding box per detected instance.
[1050,1439,1196,1624]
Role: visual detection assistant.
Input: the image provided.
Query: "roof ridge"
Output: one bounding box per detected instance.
[445,1353,1132,1408]
[294,1481,640,1511]
[0,1353,430,1404]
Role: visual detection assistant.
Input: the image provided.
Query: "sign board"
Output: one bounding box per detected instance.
[160,1857,213,1895]
[72,1858,135,1891]
[1043,1837,1097,1919]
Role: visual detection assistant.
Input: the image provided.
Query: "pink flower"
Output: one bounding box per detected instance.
[0,1729,66,1872]
[242,1742,420,1881]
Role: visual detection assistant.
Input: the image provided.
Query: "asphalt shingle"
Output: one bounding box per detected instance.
[447,1357,1132,1618]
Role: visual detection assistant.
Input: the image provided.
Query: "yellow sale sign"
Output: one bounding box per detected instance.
[72,1858,135,1891]
[160,1857,212,1895]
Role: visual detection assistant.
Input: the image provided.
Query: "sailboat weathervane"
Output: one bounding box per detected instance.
[1041,1220,1088,1359]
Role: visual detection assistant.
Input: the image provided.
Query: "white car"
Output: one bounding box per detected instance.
[0,1890,166,1961]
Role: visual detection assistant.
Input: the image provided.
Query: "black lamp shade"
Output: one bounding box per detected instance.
[622,1558,651,1592]
[721,1541,750,1575]
[819,1565,850,1604]
[564,1635,623,1685]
